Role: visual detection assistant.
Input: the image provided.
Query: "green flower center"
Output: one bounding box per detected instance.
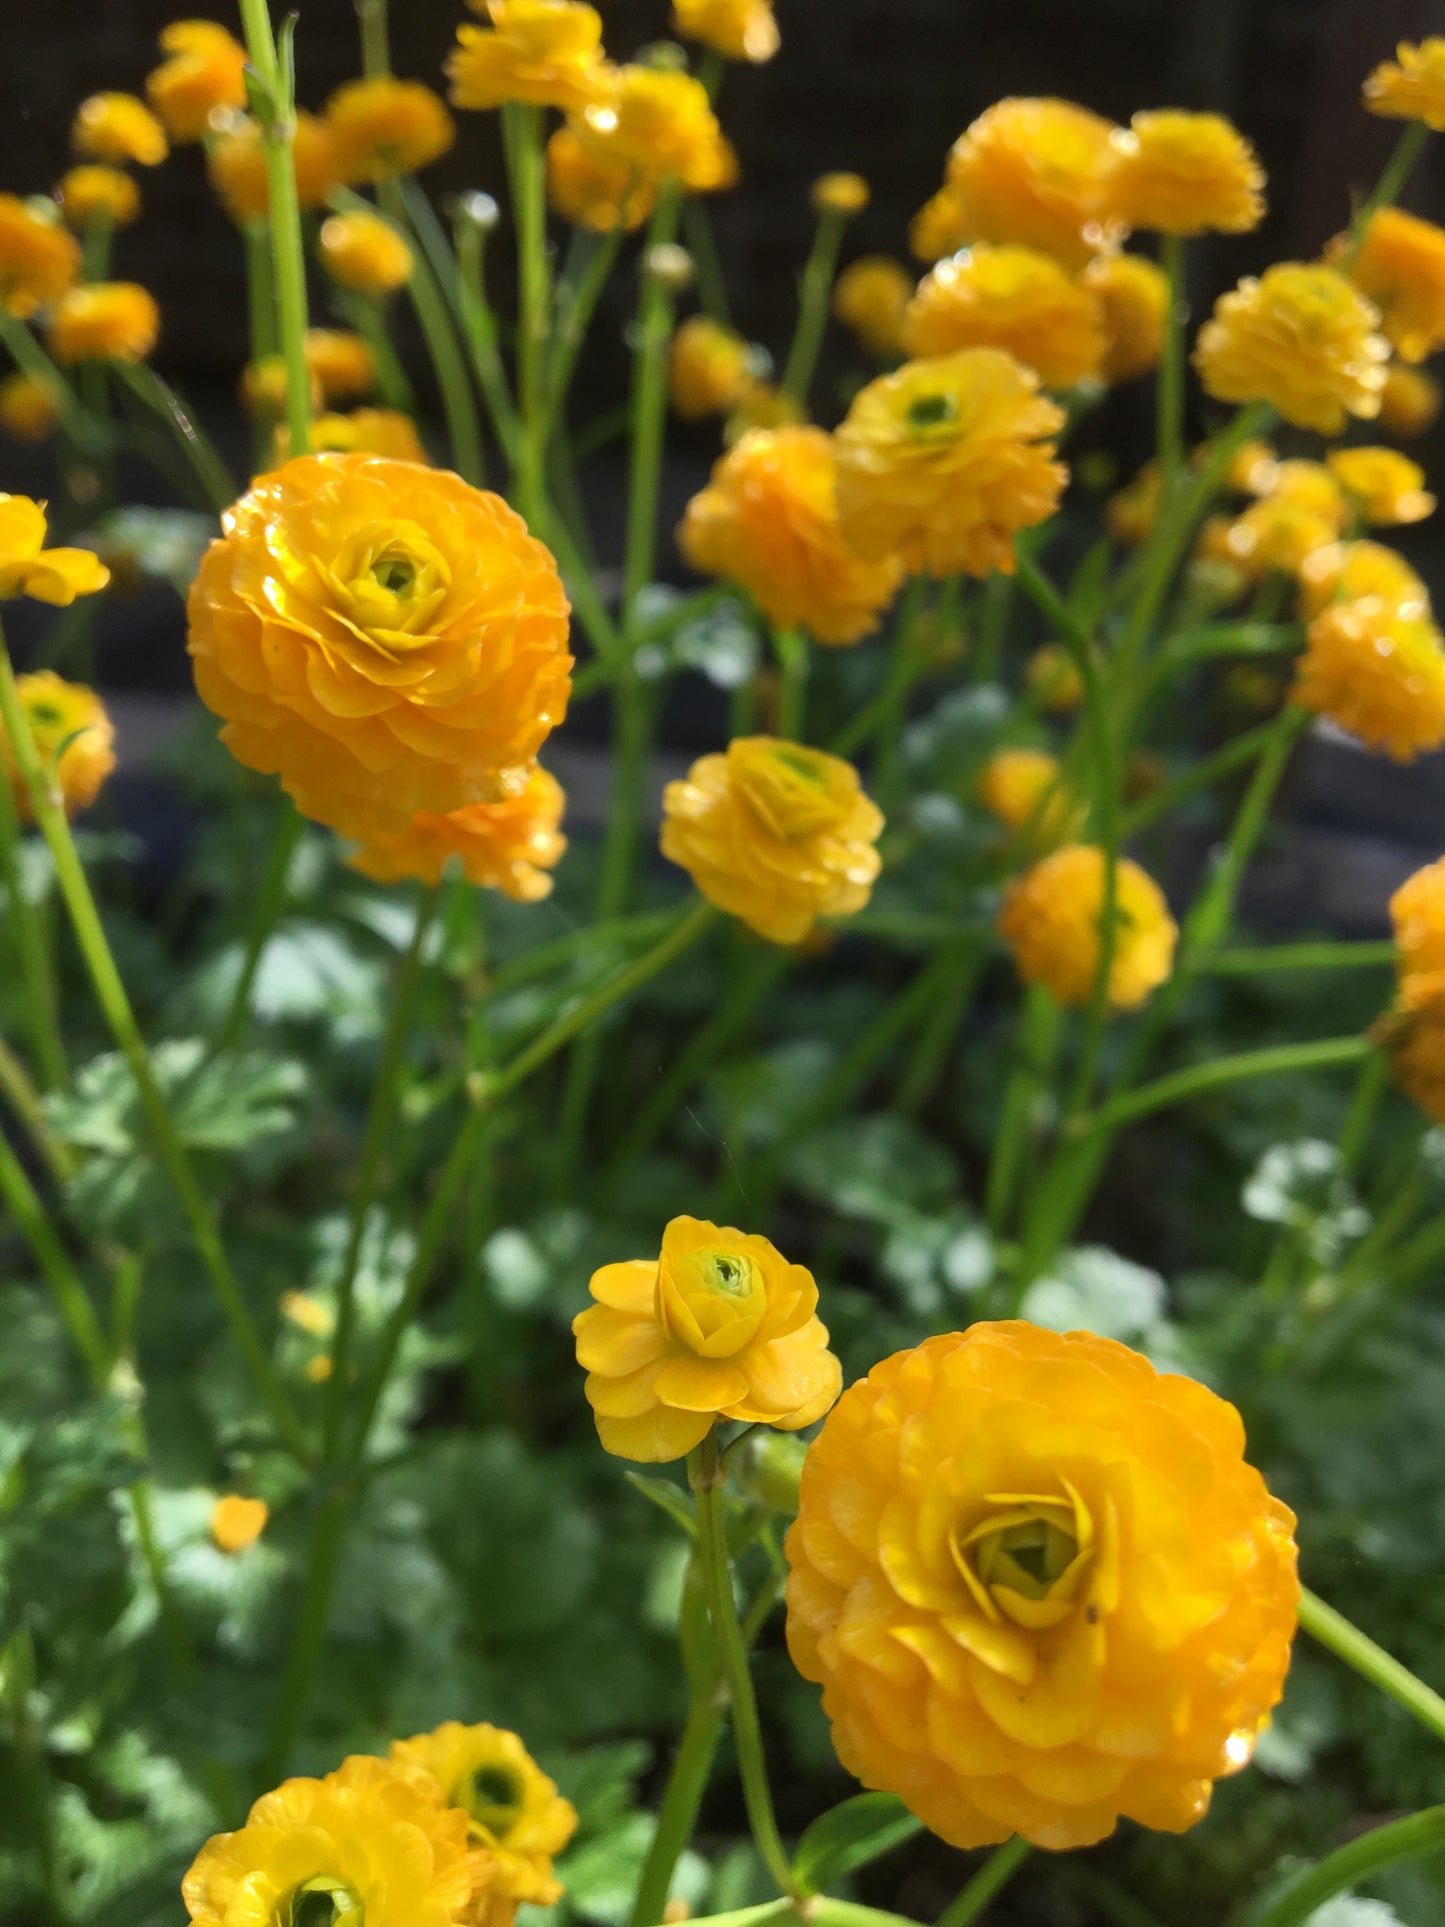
[969,1517,1078,1601]
[281,1879,363,1927]
[950,1487,1097,1631]
[698,1251,752,1296]
[370,553,416,597]
[27,701,64,727]
[906,391,956,432]
[464,1762,525,1838]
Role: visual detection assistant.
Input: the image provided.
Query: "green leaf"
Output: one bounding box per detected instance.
[47,1039,305,1155]
[793,1792,923,1895]
[624,1472,697,1539]
[786,1115,959,1225]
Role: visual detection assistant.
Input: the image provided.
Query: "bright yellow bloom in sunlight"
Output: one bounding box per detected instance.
[904,244,1105,389]
[391,1722,577,1906]
[187,453,572,839]
[1296,538,1430,619]
[1334,208,1445,365]
[58,166,140,231]
[976,748,1084,848]
[1193,263,1387,435]
[209,1493,269,1553]
[546,124,657,232]
[1392,856,1445,982]
[835,350,1066,579]
[662,736,883,943]
[1026,641,1084,712]
[1219,496,1344,580]
[207,112,341,224]
[575,67,734,193]
[1105,459,1161,547]
[349,764,566,899]
[1327,446,1435,526]
[1380,359,1442,437]
[320,209,414,295]
[278,408,430,464]
[449,0,607,115]
[573,1213,842,1462]
[327,77,455,182]
[678,426,903,644]
[145,20,249,144]
[47,283,159,364]
[1081,253,1168,384]
[305,329,378,405]
[668,315,753,420]
[785,1323,1299,1851]
[3,670,116,822]
[1104,110,1264,236]
[1000,843,1177,1009]
[73,91,168,167]
[813,173,870,217]
[833,256,913,359]
[0,372,59,444]
[183,1756,476,1927]
[1292,597,1445,762]
[0,497,110,607]
[910,185,970,263]
[674,0,779,63]
[1364,37,1445,129]
[945,98,1123,271]
[1219,437,1281,494]
[0,195,80,318]
[240,354,323,420]
[1388,860,1445,1120]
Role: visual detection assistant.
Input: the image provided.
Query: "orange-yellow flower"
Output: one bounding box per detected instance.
[186,453,572,838]
[833,256,913,359]
[678,426,903,644]
[72,91,168,167]
[999,843,1176,1008]
[1105,460,1161,547]
[785,1323,1299,1851]
[1218,437,1281,494]
[47,283,159,364]
[240,354,323,421]
[0,195,81,318]
[545,124,657,232]
[669,315,753,420]
[976,748,1084,848]
[279,408,429,464]
[834,350,1067,580]
[1379,359,1442,437]
[904,244,1105,389]
[209,1493,269,1553]
[1296,538,1429,619]
[574,67,733,193]
[1363,37,1445,129]
[348,764,566,899]
[305,329,378,405]
[320,209,414,295]
[0,496,110,607]
[57,166,140,231]
[813,173,870,217]
[1219,495,1344,579]
[207,111,341,224]
[573,1213,842,1463]
[1026,641,1084,712]
[1387,859,1445,1120]
[1292,597,1445,762]
[673,0,779,63]
[1193,262,1387,435]
[724,378,806,442]
[2,669,116,822]
[1334,208,1445,364]
[1392,855,1445,983]
[1080,253,1168,384]
[145,20,249,144]
[1326,446,1434,526]
[0,372,59,444]
[945,97,1123,271]
[661,736,883,943]
[448,0,607,115]
[1103,110,1264,236]
[910,185,970,264]
[327,77,455,182]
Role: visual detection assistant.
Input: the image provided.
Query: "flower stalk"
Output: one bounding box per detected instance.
[237,0,312,455]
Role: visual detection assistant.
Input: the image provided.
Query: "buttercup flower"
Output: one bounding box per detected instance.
[1380,359,1442,437]
[2,670,116,822]
[57,166,140,231]
[1081,253,1168,384]
[320,209,414,295]
[834,349,1067,579]
[573,1213,842,1462]
[448,0,607,115]
[305,329,378,405]
[182,1755,476,1927]
[833,256,913,359]
[661,736,883,943]
[0,372,59,444]
[678,427,903,644]
[1220,494,1344,579]
[281,408,430,463]
[187,453,572,838]
[1104,110,1264,235]
[1364,37,1445,129]
[207,112,341,224]
[1292,597,1445,762]
[669,315,753,420]
[0,496,110,607]
[0,195,81,317]
[1193,263,1387,435]
[1391,856,1445,984]
[785,1324,1299,1850]
[904,245,1105,390]
[47,283,159,364]
[1106,460,1162,547]
[725,378,806,442]
[145,20,249,143]
[349,764,566,899]
[1219,437,1281,495]
[945,97,1123,270]
[673,0,779,63]
[1335,208,1445,364]
[575,67,733,193]
[976,748,1084,848]
[1326,447,1434,526]
[241,354,323,421]
[813,173,870,217]
[910,185,970,264]
[1026,641,1084,712]
[328,77,455,181]
[546,124,657,232]
[1389,982,1445,1123]
[73,91,168,166]
[209,1494,269,1553]
[999,843,1177,1008]
[1296,538,1429,619]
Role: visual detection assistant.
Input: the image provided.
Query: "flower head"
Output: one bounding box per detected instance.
[833,256,913,359]
[834,349,1067,579]
[1105,460,1162,547]
[673,0,779,63]
[305,329,378,406]
[58,166,140,231]
[813,173,870,217]
[725,377,806,442]
[349,764,566,899]
[47,283,159,365]
[0,372,59,444]
[1392,856,1445,983]
[1380,359,1442,437]
[1334,208,1445,365]
[320,209,414,295]
[669,315,753,420]
[282,407,430,464]
[0,496,110,607]
[910,185,971,264]
[1104,110,1264,236]
[1364,37,1445,129]
[546,124,657,232]
[1292,596,1445,761]
[207,112,341,224]
[0,195,80,318]
[976,748,1084,848]
[449,0,607,115]
[573,1214,842,1462]
[145,20,249,143]
[574,67,733,192]
[678,426,902,645]
[328,77,455,181]
[1193,263,1387,435]
[945,98,1123,270]
[999,844,1177,1008]
[785,1323,1299,1850]
[2,670,116,822]
[73,91,168,166]
[187,453,572,838]
[1080,253,1168,384]
[1219,495,1344,579]
[209,1493,269,1553]
[1296,538,1429,619]
[904,245,1105,389]
[662,736,883,943]
[1326,446,1434,526]
[241,354,323,421]
[1026,641,1084,712]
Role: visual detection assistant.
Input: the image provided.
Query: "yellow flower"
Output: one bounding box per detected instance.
[1025,641,1084,712]
[1193,262,1388,435]
[813,173,870,217]
[0,496,110,607]
[1105,459,1161,547]
[662,736,883,943]
[240,354,323,421]
[724,378,806,442]
[976,748,1084,848]
[1379,359,1442,437]
[209,1493,269,1553]
[0,195,81,318]
[1333,208,1445,364]
[306,1353,335,1384]
[668,315,753,420]
[1392,856,1445,982]
[673,0,779,63]
[57,165,140,230]
[678,426,903,645]
[305,329,378,405]
[391,1722,577,1906]
[833,256,913,359]
[186,452,573,838]
[999,843,1177,1008]
[574,67,733,193]
[72,91,168,167]
[1363,37,1445,129]
[1218,437,1281,494]
[3,670,116,822]
[281,1289,333,1337]
[0,372,59,444]
[784,1323,1299,1851]
[909,185,970,264]
[320,209,414,295]
[1219,497,1343,580]
[546,124,657,232]
[47,283,159,364]
[349,764,566,899]
[448,0,607,115]
[1103,110,1264,236]
[835,350,1066,579]
[182,1756,476,1927]
[1292,597,1445,761]
[1296,538,1430,619]
[1080,253,1168,384]
[1327,446,1434,525]
[573,1213,842,1462]
[1387,860,1445,1120]
[328,77,455,182]
[279,408,430,464]
[945,97,1123,271]
[145,20,249,144]
[207,111,341,224]
[903,244,1105,389]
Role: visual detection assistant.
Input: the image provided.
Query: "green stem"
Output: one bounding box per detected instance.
[505,103,550,520]
[1246,1804,1445,1927]
[682,196,732,328]
[1178,707,1309,956]
[0,311,101,452]
[1349,120,1431,248]
[112,363,235,511]
[0,1031,71,1180]
[244,222,277,361]
[1194,940,1396,976]
[545,222,627,439]
[355,0,389,77]
[453,202,520,461]
[772,626,809,739]
[781,207,848,405]
[662,1906,795,1927]
[935,1838,1031,1927]
[219,802,304,1052]
[985,985,1062,1236]
[345,293,414,411]
[1298,1586,1445,1746]
[237,0,312,454]
[630,1691,728,1927]
[1075,1036,1370,1138]
[0,757,67,1091]
[1120,720,1286,838]
[1156,234,1187,479]
[3,1627,66,1924]
[896,936,984,1116]
[624,189,684,628]
[381,178,483,483]
[813,1906,921,1927]
[259,1484,350,1784]
[1339,1047,1391,1174]
[972,573,1013,687]
[870,579,931,805]
[0,1125,108,1386]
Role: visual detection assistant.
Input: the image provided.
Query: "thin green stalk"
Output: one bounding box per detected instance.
[486,907,678,995]
[543,504,625,665]
[545,222,628,437]
[813,1906,921,1927]
[0,753,67,1091]
[0,1032,71,1181]
[830,578,929,760]
[1178,706,1310,956]
[772,626,809,739]
[1246,1804,1445,1927]
[1074,1036,1370,1138]
[244,222,278,360]
[630,1690,728,1927]
[659,1906,795,1927]
[111,363,235,511]
[505,103,551,520]
[935,1838,1031,1927]
[355,0,390,78]
[0,311,101,452]
[1121,720,1284,837]
[1298,1586,1445,1746]
[622,190,684,626]
[896,936,984,1117]
[1379,1211,1445,1293]
[260,1485,350,1784]
[81,208,114,282]
[453,200,520,460]
[219,802,304,1052]
[985,985,1062,1236]
[1194,940,1396,977]
[1348,120,1431,249]
[345,293,414,411]
[237,0,311,454]
[1339,1047,1391,1173]
[972,573,1013,687]
[0,1126,108,1387]
[682,196,732,327]
[3,1627,66,1925]
[381,178,483,483]
[781,206,848,405]
[1156,234,1187,479]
